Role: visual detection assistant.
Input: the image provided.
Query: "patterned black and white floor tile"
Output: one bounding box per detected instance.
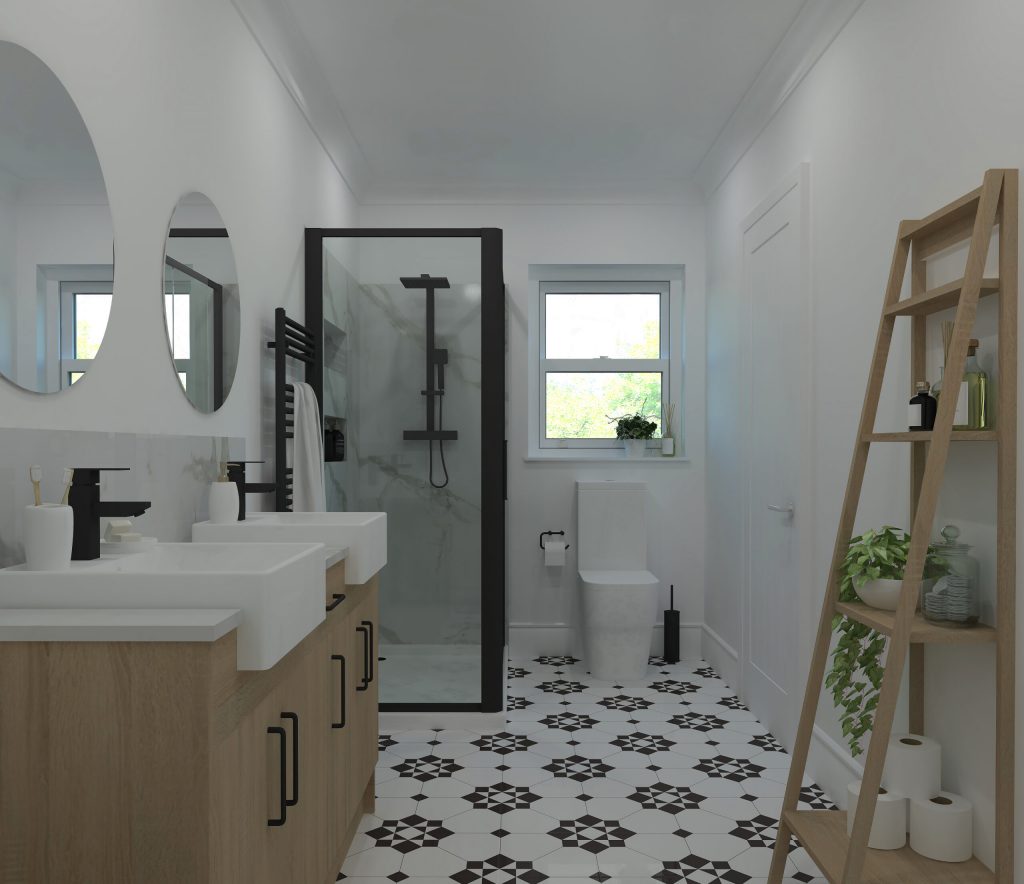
[341,656,829,883]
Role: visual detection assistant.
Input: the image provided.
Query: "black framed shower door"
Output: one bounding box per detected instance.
[305,228,506,713]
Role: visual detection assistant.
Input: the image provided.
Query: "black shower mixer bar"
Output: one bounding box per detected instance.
[402,274,459,443]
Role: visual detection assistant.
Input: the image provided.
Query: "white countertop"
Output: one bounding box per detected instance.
[0,608,243,643]
[323,545,348,570]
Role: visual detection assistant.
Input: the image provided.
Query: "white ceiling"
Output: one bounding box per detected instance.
[275,0,809,202]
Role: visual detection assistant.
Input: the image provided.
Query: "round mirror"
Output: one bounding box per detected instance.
[0,41,114,393]
[162,194,240,412]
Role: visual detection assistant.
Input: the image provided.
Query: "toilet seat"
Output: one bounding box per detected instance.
[579,570,658,586]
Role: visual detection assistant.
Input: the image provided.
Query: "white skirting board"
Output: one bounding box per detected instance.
[808,725,863,809]
[510,621,703,661]
[700,623,740,688]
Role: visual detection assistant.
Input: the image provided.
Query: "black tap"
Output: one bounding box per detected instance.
[226,461,275,521]
[68,468,151,561]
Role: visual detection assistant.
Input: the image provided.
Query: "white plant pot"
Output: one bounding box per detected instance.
[858,578,903,611]
[858,577,934,611]
[622,439,647,459]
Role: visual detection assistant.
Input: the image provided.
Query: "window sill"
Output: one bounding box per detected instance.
[525,451,689,463]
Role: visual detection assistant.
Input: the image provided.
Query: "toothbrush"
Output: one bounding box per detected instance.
[29,465,42,507]
[60,468,74,506]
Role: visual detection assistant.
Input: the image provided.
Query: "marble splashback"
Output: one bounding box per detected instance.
[0,429,244,567]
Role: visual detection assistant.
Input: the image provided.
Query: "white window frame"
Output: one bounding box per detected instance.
[527,264,686,460]
[59,280,114,388]
[539,281,670,449]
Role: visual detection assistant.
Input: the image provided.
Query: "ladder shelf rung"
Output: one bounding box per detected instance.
[784,809,993,883]
[901,187,983,241]
[863,430,997,442]
[835,601,996,644]
[885,277,1000,317]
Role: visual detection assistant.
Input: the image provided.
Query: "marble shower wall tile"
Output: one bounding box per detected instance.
[0,429,244,567]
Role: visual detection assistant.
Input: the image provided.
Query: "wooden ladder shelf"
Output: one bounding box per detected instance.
[768,169,1018,884]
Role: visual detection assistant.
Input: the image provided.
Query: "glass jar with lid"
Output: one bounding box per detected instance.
[921,524,980,626]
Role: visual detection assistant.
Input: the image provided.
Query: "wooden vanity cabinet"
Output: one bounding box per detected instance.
[0,561,379,884]
[347,584,380,816]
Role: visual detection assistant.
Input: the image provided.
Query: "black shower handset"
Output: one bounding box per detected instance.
[400,274,458,489]
[435,348,448,392]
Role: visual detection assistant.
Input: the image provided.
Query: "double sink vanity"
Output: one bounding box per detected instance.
[0,511,386,884]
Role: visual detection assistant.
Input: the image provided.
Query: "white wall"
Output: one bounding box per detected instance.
[0,0,358,484]
[705,0,1024,867]
[362,202,706,658]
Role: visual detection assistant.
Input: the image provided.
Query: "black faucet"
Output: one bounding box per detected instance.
[226,461,275,521]
[69,468,151,561]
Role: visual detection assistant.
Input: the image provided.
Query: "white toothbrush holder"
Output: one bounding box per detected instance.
[23,504,74,571]
[208,481,240,524]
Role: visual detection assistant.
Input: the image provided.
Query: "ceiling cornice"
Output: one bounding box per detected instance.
[693,0,865,200]
[234,0,863,207]
[231,0,370,201]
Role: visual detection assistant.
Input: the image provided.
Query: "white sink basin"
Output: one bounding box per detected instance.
[0,542,326,670]
[193,511,386,585]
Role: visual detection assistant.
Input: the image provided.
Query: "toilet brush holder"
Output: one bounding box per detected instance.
[663,584,680,663]
[23,504,74,571]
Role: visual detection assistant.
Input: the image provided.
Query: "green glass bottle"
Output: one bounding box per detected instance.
[964,339,989,429]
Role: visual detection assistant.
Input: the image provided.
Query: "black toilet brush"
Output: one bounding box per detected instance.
[663,584,680,664]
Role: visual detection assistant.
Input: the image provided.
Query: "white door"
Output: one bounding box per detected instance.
[741,168,809,749]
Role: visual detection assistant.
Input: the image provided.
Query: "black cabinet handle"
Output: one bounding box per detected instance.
[356,625,370,691]
[362,620,375,683]
[326,592,346,612]
[331,654,347,729]
[267,725,287,827]
[281,712,299,807]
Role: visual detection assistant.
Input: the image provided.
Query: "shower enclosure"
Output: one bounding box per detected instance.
[305,229,505,712]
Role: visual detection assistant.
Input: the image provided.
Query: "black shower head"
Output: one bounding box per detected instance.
[401,273,450,290]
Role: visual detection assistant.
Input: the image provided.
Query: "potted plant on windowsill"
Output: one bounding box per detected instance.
[827,526,948,756]
[610,411,658,459]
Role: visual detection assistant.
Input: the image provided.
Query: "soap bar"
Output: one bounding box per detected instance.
[104,519,135,541]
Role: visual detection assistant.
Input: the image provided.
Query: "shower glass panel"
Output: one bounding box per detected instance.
[311,230,504,710]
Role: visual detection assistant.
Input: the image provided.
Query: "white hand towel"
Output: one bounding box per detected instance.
[291,382,326,512]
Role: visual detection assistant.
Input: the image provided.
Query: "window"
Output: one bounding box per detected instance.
[539,280,671,449]
[59,282,113,387]
[164,291,191,390]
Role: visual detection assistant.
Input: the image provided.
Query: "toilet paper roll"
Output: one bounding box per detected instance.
[882,733,941,801]
[846,781,907,850]
[543,539,566,566]
[909,792,973,862]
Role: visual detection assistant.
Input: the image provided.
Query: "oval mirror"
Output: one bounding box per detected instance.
[0,41,114,393]
[162,194,240,412]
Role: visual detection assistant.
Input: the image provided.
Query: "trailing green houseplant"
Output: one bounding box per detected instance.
[827,526,948,756]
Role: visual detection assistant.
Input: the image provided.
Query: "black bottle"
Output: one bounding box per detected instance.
[909,380,937,431]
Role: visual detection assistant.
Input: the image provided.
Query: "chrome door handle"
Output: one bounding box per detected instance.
[767,504,794,514]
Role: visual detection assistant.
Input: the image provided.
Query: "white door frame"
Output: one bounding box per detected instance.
[738,163,816,747]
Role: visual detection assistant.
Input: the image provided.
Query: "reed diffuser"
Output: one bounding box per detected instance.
[935,320,970,427]
[661,402,676,457]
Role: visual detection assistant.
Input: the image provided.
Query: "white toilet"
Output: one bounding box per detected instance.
[577,481,659,681]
